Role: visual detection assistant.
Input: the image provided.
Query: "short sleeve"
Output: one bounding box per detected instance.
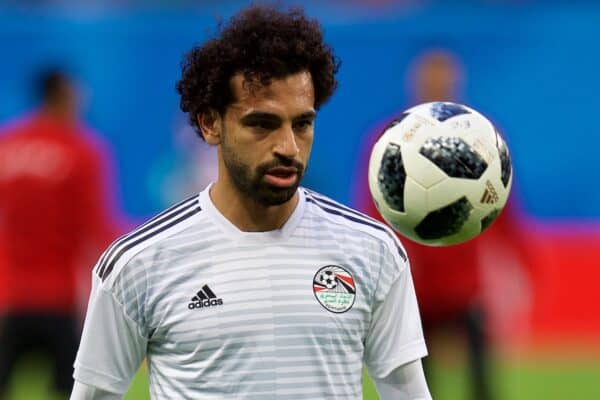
[364,256,428,379]
[73,273,147,394]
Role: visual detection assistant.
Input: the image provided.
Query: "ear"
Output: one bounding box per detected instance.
[197,109,223,145]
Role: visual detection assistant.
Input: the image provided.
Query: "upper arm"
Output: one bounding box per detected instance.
[372,359,432,400]
[364,243,428,379]
[70,380,122,400]
[73,272,147,394]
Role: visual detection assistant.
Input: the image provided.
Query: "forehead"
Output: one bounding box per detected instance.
[228,71,315,115]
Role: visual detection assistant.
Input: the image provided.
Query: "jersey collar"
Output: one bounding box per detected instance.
[199,183,306,243]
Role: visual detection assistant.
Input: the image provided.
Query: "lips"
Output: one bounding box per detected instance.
[264,166,298,188]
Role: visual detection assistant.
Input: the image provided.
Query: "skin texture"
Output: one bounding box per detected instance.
[412,50,462,103]
[198,70,316,232]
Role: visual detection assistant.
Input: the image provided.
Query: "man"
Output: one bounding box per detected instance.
[0,69,119,399]
[71,6,431,399]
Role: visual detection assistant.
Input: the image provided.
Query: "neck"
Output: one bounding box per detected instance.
[42,104,77,124]
[209,180,299,232]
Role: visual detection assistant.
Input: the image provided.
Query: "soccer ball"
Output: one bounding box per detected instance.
[319,270,338,289]
[368,102,512,246]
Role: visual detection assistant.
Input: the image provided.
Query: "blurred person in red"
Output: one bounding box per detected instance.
[0,68,122,399]
[355,49,502,400]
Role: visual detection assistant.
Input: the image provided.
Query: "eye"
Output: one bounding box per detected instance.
[293,119,313,132]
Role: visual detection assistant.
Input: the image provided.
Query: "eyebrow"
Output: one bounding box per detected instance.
[240,112,280,125]
[293,111,317,121]
[239,110,316,125]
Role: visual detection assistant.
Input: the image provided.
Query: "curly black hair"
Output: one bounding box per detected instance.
[176,4,341,138]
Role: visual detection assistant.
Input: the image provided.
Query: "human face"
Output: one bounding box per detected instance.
[217,71,316,207]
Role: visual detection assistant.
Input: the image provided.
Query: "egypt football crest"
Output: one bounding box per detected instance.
[313,265,356,313]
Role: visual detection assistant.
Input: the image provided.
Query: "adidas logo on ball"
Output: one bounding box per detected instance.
[480,180,499,204]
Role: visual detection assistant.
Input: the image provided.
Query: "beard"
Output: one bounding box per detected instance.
[221,139,306,207]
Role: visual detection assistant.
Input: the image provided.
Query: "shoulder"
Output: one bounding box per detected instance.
[94,193,203,288]
[0,114,37,145]
[302,188,407,265]
[68,125,113,161]
[0,112,36,133]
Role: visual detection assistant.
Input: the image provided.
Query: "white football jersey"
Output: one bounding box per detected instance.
[73,185,427,399]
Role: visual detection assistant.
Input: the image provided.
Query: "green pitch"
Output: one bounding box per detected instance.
[5,354,600,399]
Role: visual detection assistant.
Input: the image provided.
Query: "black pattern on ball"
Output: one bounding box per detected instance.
[380,112,409,137]
[495,129,512,188]
[420,137,488,179]
[378,143,406,212]
[481,209,501,232]
[415,197,473,240]
[429,102,471,122]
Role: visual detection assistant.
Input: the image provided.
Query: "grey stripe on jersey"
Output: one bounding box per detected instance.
[98,186,422,399]
[97,195,201,281]
[304,189,407,262]
[96,195,199,278]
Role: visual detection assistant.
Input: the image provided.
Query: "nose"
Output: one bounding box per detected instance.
[273,125,299,159]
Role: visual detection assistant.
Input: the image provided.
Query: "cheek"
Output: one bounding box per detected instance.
[224,134,261,169]
[298,132,314,159]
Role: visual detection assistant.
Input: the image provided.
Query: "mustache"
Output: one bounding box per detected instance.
[257,156,305,175]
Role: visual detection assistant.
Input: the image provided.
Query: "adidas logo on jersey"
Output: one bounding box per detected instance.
[188,285,223,310]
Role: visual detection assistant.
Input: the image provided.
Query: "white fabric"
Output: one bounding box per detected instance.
[73,274,147,394]
[72,186,427,399]
[373,360,432,400]
[70,380,122,400]
[364,260,428,379]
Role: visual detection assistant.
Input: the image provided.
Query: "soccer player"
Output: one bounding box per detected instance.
[70,5,431,399]
[0,69,120,399]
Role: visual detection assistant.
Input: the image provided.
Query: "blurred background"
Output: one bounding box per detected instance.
[1,0,599,399]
